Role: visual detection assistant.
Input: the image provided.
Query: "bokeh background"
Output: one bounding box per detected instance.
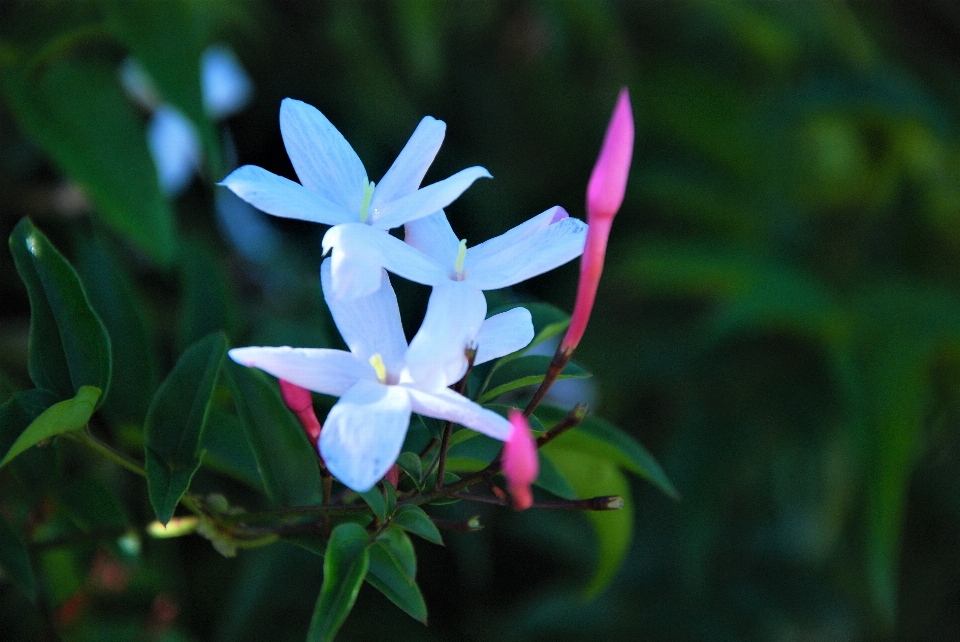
[3,1,960,640]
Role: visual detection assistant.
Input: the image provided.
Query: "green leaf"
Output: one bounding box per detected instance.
[536,405,678,499]
[375,527,416,580]
[177,236,241,350]
[0,512,35,600]
[542,446,633,597]
[1,386,101,469]
[383,480,397,515]
[4,62,176,265]
[535,451,578,500]
[359,486,387,522]
[366,542,428,623]
[0,389,60,459]
[200,409,264,491]
[391,505,442,546]
[76,234,157,425]
[395,452,423,488]
[225,362,323,507]
[9,219,112,404]
[307,523,370,642]
[105,0,223,179]
[478,356,590,404]
[144,333,227,524]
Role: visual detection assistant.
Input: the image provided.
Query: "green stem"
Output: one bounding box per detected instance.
[75,427,146,477]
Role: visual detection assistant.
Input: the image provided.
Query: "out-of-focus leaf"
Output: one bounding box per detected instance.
[200,409,264,491]
[106,0,222,179]
[76,235,157,426]
[0,388,60,458]
[4,62,176,265]
[307,522,370,642]
[0,512,35,600]
[391,504,443,546]
[478,356,590,404]
[224,362,323,507]
[144,333,227,524]
[0,386,100,469]
[55,474,128,533]
[177,236,241,350]
[543,446,633,597]
[536,405,678,499]
[535,451,578,500]
[9,219,112,404]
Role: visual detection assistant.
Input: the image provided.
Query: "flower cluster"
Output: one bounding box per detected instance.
[222,99,591,494]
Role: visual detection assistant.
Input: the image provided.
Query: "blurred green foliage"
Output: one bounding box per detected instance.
[2,1,960,641]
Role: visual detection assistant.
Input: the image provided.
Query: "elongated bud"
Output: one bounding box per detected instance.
[503,410,539,511]
[279,379,322,451]
[562,88,634,355]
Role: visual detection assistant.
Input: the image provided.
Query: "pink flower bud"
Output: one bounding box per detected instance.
[279,379,322,451]
[503,410,539,511]
[562,88,634,355]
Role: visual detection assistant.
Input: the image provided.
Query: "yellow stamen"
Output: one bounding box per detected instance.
[454,238,468,279]
[369,353,387,383]
[359,180,375,223]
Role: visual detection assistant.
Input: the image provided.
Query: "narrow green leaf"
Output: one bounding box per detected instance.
[367,538,427,624]
[307,523,370,642]
[225,362,323,507]
[543,446,633,597]
[0,512,35,600]
[536,405,678,499]
[9,218,112,404]
[478,356,590,404]
[395,452,423,487]
[384,480,397,515]
[144,333,227,524]
[4,62,176,265]
[359,486,387,522]
[391,505,442,546]
[1,386,101,469]
[0,389,60,459]
[375,527,416,580]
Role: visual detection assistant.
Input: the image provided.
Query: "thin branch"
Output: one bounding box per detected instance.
[456,491,623,511]
[536,404,587,448]
[436,346,476,490]
[524,348,571,417]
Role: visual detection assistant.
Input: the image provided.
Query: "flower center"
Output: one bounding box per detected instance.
[368,353,387,384]
[454,238,468,280]
[359,180,375,224]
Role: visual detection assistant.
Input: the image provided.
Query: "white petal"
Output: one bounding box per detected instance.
[148,105,201,196]
[403,211,460,270]
[465,216,588,290]
[406,386,511,441]
[465,206,566,265]
[118,57,159,110]
[321,223,448,299]
[405,284,486,390]
[201,44,253,120]
[474,307,534,365]
[228,346,370,397]
[320,380,411,492]
[320,259,407,376]
[371,116,446,206]
[219,165,353,225]
[280,98,367,213]
[371,166,491,230]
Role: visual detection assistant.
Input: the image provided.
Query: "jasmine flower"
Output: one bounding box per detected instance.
[228,259,532,492]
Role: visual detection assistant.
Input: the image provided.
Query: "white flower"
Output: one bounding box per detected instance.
[219,99,490,231]
[228,259,533,492]
[120,44,254,195]
[321,206,588,300]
